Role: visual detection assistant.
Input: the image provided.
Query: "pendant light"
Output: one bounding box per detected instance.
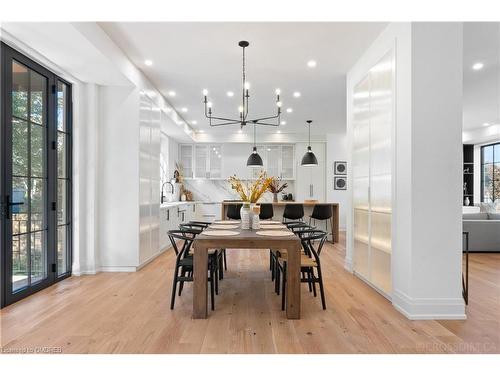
[301,120,318,166]
[247,121,263,167]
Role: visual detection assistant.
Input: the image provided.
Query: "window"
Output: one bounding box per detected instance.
[481,142,500,203]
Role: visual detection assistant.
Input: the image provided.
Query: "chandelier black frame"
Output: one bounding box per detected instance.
[203,41,281,129]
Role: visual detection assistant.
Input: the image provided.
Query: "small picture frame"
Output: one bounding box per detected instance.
[334,176,347,190]
[334,161,347,175]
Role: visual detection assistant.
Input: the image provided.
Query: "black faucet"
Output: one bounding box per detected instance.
[161,181,174,203]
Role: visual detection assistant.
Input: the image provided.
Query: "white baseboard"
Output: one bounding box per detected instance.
[136,246,169,271]
[392,289,466,320]
[344,257,353,272]
[99,266,137,273]
[72,270,98,276]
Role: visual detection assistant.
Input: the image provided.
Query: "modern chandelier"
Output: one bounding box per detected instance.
[203,41,282,129]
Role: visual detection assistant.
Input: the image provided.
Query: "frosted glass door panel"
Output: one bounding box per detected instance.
[352,76,370,280]
[351,50,393,296]
[369,51,393,295]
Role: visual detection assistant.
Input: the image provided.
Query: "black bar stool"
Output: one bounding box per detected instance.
[259,203,274,220]
[309,204,332,240]
[283,204,304,222]
[226,204,242,220]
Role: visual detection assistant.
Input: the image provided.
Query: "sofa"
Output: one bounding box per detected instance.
[462,213,500,252]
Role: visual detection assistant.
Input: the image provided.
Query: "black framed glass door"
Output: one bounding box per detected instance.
[1,42,72,307]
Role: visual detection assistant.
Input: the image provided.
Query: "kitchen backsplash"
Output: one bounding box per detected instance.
[183,179,295,203]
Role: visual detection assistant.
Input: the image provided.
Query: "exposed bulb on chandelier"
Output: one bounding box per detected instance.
[202,89,208,96]
[244,82,250,90]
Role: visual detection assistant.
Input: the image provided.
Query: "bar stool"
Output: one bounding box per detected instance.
[309,204,332,241]
[283,204,304,222]
[259,203,274,220]
[226,204,242,220]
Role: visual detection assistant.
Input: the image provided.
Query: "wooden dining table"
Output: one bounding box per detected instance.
[192,228,302,319]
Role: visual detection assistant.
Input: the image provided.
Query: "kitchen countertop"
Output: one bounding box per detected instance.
[160,201,221,208]
[221,201,339,206]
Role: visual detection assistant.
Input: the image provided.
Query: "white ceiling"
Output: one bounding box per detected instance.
[463,22,500,131]
[99,22,387,138]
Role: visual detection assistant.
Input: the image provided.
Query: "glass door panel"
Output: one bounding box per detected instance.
[1,42,72,307]
[10,59,48,292]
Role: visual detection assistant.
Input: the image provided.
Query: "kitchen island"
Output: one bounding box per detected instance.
[221,201,340,243]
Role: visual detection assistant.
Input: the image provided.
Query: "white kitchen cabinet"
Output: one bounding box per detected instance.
[295,142,326,202]
[194,145,209,178]
[179,144,193,178]
[195,202,221,222]
[209,145,222,178]
[281,145,295,179]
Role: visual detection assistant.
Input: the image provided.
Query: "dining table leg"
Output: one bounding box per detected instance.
[193,244,208,319]
[285,242,301,319]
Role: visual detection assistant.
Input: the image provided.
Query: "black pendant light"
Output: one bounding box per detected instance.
[247,121,263,167]
[301,120,318,166]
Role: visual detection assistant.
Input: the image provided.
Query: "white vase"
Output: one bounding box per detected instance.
[464,197,470,206]
[240,203,251,229]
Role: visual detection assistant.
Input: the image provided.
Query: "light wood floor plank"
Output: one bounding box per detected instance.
[1,232,499,354]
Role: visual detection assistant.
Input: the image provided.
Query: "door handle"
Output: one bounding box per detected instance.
[3,195,24,219]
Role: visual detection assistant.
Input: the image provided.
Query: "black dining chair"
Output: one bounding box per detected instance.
[270,222,315,292]
[276,229,327,310]
[180,222,226,279]
[168,228,220,310]
[259,203,274,220]
[226,204,242,220]
[283,204,304,222]
[309,204,333,240]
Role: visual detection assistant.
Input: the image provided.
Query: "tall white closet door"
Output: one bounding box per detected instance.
[139,93,152,264]
[352,76,371,281]
[369,52,393,294]
[149,106,161,261]
[352,50,393,297]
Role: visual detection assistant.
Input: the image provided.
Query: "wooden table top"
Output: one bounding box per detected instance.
[195,228,301,248]
[221,201,338,207]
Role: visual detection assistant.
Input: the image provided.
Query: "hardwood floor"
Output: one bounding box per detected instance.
[1,233,499,354]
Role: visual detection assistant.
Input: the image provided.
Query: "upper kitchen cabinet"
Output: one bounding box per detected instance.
[180,143,295,180]
[179,144,193,178]
[180,143,223,179]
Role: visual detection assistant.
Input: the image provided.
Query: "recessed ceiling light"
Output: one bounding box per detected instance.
[472,62,484,71]
[286,108,293,113]
[238,129,242,134]
[181,107,188,113]
[191,120,197,125]
[483,122,490,127]
[218,154,221,158]
[277,130,281,134]
[227,91,234,97]
[267,148,271,152]
[144,59,153,66]
[168,91,176,97]
[281,121,287,125]
[307,60,317,68]
[293,92,301,98]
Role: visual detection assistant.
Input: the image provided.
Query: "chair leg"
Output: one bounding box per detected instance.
[305,270,312,292]
[210,268,215,311]
[269,251,272,271]
[275,261,281,295]
[170,264,179,310]
[317,265,326,310]
[219,253,224,280]
[310,268,317,297]
[214,262,219,296]
[281,262,287,311]
[223,249,227,271]
[178,267,185,296]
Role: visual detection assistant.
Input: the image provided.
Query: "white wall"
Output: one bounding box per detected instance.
[326,133,348,230]
[347,22,465,319]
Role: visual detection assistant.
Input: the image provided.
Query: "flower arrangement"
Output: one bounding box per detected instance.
[228,171,273,203]
[268,177,288,194]
[268,176,288,202]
